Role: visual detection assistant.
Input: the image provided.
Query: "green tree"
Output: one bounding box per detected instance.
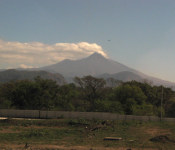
[165,97,175,117]
[132,103,154,116]
[1,80,39,109]
[0,82,14,108]
[74,76,106,110]
[55,83,80,111]
[94,99,123,113]
[112,84,147,114]
[34,76,60,110]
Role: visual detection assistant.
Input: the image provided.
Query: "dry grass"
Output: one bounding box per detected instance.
[0,119,175,150]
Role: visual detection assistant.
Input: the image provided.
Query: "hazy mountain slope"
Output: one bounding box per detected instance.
[0,69,65,85]
[41,53,134,77]
[36,52,175,88]
[143,75,175,87]
[99,71,143,82]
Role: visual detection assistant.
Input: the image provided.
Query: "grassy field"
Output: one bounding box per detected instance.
[0,118,175,150]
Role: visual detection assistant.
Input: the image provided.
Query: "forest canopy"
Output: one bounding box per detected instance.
[0,76,175,117]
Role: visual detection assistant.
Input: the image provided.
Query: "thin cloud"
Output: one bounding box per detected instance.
[19,64,34,69]
[0,39,108,69]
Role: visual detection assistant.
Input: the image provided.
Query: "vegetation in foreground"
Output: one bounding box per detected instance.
[0,76,175,117]
[0,118,175,150]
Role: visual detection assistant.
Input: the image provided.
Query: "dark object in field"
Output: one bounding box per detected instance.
[104,137,122,141]
[150,135,175,143]
[24,143,29,149]
[90,125,103,131]
[68,120,89,126]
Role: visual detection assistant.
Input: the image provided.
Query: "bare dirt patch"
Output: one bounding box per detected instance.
[144,127,171,136]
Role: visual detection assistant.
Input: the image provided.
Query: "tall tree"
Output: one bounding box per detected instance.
[74,76,106,110]
[112,84,147,114]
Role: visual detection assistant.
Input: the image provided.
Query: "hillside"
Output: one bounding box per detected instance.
[0,69,65,85]
[99,71,143,82]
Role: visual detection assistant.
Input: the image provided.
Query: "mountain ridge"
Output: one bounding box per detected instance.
[38,52,175,87]
[0,69,65,85]
[40,52,134,77]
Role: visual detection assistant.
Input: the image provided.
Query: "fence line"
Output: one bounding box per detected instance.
[0,109,175,122]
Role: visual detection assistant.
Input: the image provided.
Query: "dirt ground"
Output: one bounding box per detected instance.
[144,128,171,136]
[0,144,159,150]
[0,118,174,150]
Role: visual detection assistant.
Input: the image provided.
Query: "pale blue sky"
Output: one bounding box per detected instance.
[0,0,175,82]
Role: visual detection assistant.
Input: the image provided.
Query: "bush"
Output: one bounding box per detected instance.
[132,103,154,116]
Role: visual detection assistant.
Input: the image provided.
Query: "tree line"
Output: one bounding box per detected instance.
[0,76,175,117]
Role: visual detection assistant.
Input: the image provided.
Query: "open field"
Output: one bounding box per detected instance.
[0,118,175,150]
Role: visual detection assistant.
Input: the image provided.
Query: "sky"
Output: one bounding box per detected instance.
[0,0,175,82]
